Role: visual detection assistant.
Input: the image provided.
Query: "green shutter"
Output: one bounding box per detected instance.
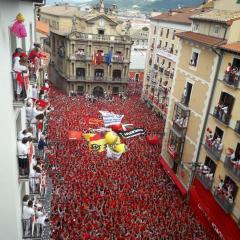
[237,0,240,4]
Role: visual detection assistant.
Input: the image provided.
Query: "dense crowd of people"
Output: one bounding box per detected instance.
[46,81,214,239]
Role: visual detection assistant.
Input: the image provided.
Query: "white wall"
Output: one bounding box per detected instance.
[0,0,35,239]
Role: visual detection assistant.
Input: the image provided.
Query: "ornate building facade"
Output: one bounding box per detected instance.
[41,2,133,96]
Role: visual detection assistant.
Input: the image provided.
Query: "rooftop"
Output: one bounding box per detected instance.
[176,31,226,47]
[151,7,203,25]
[190,9,240,25]
[40,5,88,18]
[36,20,49,35]
[220,42,240,54]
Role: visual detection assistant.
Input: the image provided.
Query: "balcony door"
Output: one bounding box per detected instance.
[113,70,121,81]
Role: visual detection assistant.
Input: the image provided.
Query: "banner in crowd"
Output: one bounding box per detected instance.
[118,128,146,138]
[99,111,124,127]
[83,132,107,152]
[106,146,122,160]
[68,130,82,140]
[88,118,103,125]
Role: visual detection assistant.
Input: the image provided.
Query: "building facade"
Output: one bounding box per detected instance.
[0,1,45,239]
[142,6,202,119]
[160,0,240,238]
[40,3,133,96]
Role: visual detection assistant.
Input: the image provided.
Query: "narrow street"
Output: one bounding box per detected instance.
[46,82,212,239]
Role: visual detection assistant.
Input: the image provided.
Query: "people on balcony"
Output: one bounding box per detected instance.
[18,127,33,141]
[18,137,30,176]
[198,164,213,181]
[226,62,232,73]
[22,200,35,236]
[216,179,235,205]
[13,52,28,100]
[215,102,229,123]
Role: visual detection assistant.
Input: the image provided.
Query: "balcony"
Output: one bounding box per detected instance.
[18,155,30,180]
[180,94,189,107]
[154,64,158,71]
[223,73,239,88]
[214,189,234,214]
[213,107,231,126]
[164,69,170,77]
[112,55,124,63]
[224,156,240,181]
[94,76,107,82]
[69,53,86,61]
[156,48,177,62]
[29,177,41,195]
[70,32,132,43]
[204,138,222,160]
[159,67,164,73]
[196,172,213,190]
[22,219,43,239]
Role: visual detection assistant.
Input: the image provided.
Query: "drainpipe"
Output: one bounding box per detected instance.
[187,46,223,200]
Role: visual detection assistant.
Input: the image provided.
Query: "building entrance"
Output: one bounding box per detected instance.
[93,86,104,97]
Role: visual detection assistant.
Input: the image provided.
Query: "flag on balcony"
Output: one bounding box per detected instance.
[106,51,112,65]
[92,50,96,65]
[97,50,101,65]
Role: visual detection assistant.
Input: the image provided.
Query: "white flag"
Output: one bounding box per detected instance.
[106,146,122,160]
[99,111,124,127]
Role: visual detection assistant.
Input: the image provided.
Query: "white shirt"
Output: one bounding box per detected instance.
[32,88,39,100]
[18,130,32,141]
[22,206,35,219]
[33,108,43,118]
[17,141,28,158]
[26,107,33,122]
[13,56,27,72]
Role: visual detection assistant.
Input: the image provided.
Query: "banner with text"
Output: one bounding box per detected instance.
[118,128,146,139]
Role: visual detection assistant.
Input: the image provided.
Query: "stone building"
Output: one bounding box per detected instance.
[160,0,240,237]
[40,2,133,96]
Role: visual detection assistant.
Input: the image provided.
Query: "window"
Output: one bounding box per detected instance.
[160,28,163,36]
[153,26,157,35]
[77,86,84,92]
[98,29,104,35]
[166,29,169,38]
[189,51,199,67]
[213,25,220,34]
[168,62,171,68]
[172,30,176,40]
[76,68,85,77]
[193,23,199,31]
[112,87,119,95]
[182,82,192,106]
[165,42,168,48]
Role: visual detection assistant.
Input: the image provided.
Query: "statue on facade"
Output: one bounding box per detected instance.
[125,20,131,34]
[99,0,104,13]
[71,15,77,32]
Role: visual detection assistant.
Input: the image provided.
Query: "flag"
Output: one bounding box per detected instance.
[83,132,107,152]
[68,130,82,140]
[118,128,146,139]
[88,118,103,125]
[99,111,124,127]
[92,50,96,65]
[106,51,112,65]
[97,50,101,65]
[106,145,122,160]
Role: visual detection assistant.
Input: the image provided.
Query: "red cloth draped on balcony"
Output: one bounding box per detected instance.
[16,72,24,86]
[92,50,96,65]
[97,50,101,65]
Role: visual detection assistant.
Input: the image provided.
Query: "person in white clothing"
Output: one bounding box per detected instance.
[22,200,35,236]
[18,127,33,141]
[18,137,29,175]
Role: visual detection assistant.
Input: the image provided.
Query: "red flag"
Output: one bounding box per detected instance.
[68,130,82,140]
[97,50,101,65]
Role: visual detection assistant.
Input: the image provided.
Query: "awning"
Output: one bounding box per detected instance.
[160,156,187,196]
[190,178,240,240]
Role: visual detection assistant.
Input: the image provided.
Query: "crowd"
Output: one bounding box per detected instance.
[45,80,215,240]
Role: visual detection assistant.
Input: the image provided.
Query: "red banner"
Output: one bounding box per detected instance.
[190,178,240,240]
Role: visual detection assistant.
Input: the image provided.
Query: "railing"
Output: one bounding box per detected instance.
[22,219,43,239]
[204,139,222,160]
[69,53,86,60]
[223,73,239,88]
[29,177,41,195]
[112,56,124,63]
[224,156,240,181]
[214,189,234,214]
[213,106,231,125]
[12,72,28,104]
[70,32,132,43]
[94,76,106,82]
[197,172,213,190]
[76,76,86,81]
[234,120,240,135]
[18,155,30,179]
[156,48,177,62]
